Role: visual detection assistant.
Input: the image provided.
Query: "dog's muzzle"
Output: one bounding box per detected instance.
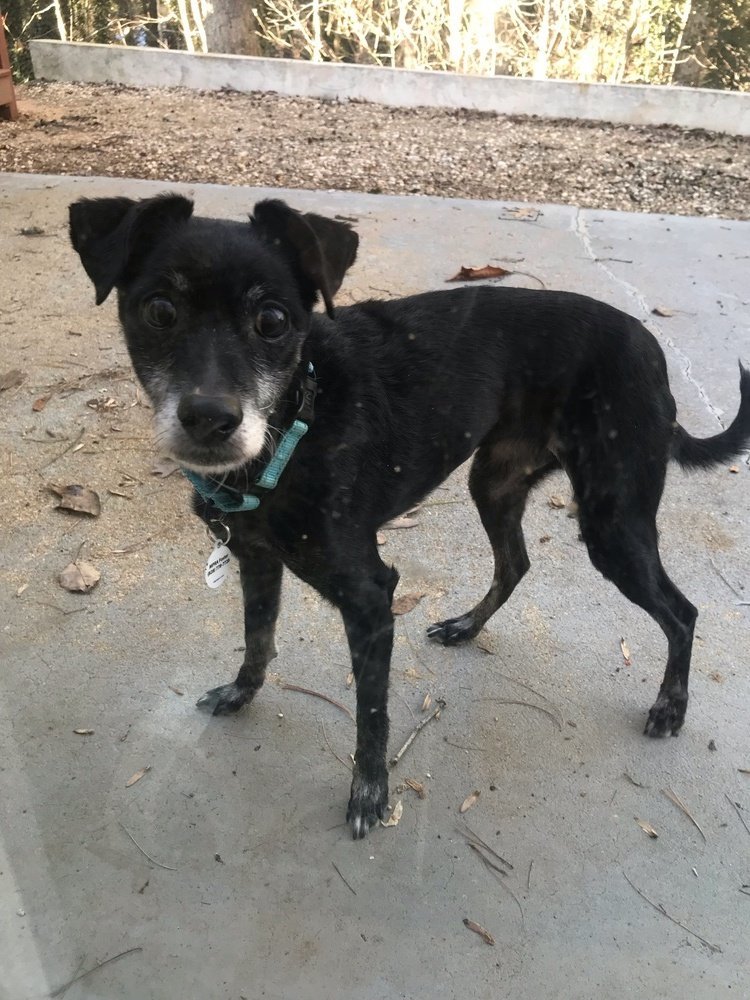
[177,393,243,445]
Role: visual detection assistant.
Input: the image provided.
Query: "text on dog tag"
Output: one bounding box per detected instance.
[205,542,232,589]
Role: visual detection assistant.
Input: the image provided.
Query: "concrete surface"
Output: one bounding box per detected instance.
[1,174,749,1000]
[29,40,750,137]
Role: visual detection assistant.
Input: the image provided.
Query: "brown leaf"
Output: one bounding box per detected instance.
[635,817,658,839]
[463,918,495,945]
[459,790,481,814]
[392,591,425,616]
[447,264,512,283]
[548,495,566,509]
[652,306,675,317]
[51,483,101,517]
[404,777,427,799]
[73,728,94,735]
[151,456,179,478]
[32,394,51,412]
[59,560,101,593]
[0,369,27,391]
[380,799,403,827]
[620,637,632,666]
[125,766,151,787]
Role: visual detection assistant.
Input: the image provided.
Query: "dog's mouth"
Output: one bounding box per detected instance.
[152,396,269,475]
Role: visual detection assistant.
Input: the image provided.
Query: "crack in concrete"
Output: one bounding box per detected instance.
[574,208,725,429]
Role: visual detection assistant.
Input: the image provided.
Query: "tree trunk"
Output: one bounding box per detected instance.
[203,0,261,56]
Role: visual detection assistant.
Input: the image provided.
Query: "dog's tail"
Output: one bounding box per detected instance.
[672,362,750,470]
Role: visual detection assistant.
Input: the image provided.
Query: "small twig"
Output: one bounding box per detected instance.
[39,426,85,472]
[514,269,546,289]
[49,948,143,999]
[280,683,354,721]
[389,699,445,769]
[467,844,524,924]
[623,872,721,953]
[443,737,484,752]
[725,793,750,837]
[461,824,514,870]
[662,788,707,842]
[708,556,745,601]
[495,670,563,725]
[468,842,507,875]
[331,860,357,895]
[119,823,178,871]
[53,955,86,999]
[321,722,352,771]
[481,698,562,732]
[527,859,533,892]
[392,690,416,722]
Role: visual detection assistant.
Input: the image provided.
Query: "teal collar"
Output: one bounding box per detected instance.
[182,363,316,514]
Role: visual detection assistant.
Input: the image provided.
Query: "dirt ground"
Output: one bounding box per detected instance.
[1,80,749,219]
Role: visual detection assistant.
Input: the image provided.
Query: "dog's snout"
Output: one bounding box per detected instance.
[177,394,243,443]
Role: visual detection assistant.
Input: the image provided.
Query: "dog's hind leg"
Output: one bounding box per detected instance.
[197,547,283,715]
[427,444,555,646]
[577,505,697,737]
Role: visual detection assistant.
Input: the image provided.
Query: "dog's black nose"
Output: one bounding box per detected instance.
[177,394,243,443]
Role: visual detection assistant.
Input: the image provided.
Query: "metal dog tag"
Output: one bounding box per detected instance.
[204,523,232,589]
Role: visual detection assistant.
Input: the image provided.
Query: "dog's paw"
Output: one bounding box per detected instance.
[346,768,388,840]
[426,613,480,646]
[644,690,688,738]
[196,682,252,716]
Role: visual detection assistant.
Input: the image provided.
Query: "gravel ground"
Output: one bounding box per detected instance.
[1,80,749,218]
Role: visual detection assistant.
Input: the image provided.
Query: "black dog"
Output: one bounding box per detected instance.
[69,194,750,838]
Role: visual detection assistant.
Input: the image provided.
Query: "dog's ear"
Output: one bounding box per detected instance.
[69,194,194,305]
[251,200,358,318]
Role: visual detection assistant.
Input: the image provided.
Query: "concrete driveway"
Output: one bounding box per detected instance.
[1,174,748,1000]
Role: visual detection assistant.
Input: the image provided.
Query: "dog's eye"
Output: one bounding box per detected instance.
[143,297,177,330]
[255,306,287,340]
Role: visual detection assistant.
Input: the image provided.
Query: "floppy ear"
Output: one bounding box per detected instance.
[252,200,359,318]
[69,194,194,305]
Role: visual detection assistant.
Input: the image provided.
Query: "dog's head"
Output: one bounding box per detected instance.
[69,194,358,473]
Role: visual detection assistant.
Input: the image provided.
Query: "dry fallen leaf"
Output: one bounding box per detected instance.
[392,592,425,616]
[376,532,386,545]
[32,394,51,412]
[59,560,101,593]
[460,790,481,814]
[421,693,432,712]
[345,672,354,688]
[463,918,495,945]
[126,766,151,787]
[404,778,427,799]
[620,637,632,666]
[635,817,659,839]
[168,685,184,696]
[50,483,101,517]
[652,305,675,317]
[447,264,512,283]
[73,728,94,735]
[380,799,403,828]
[548,495,566,509]
[0,368,27,391]
[729,465,739,474]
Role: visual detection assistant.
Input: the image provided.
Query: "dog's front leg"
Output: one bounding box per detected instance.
[197,547,282,715]
[335,572,397,839]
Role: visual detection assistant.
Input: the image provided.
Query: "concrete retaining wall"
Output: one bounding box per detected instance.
[29,39,750,137]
